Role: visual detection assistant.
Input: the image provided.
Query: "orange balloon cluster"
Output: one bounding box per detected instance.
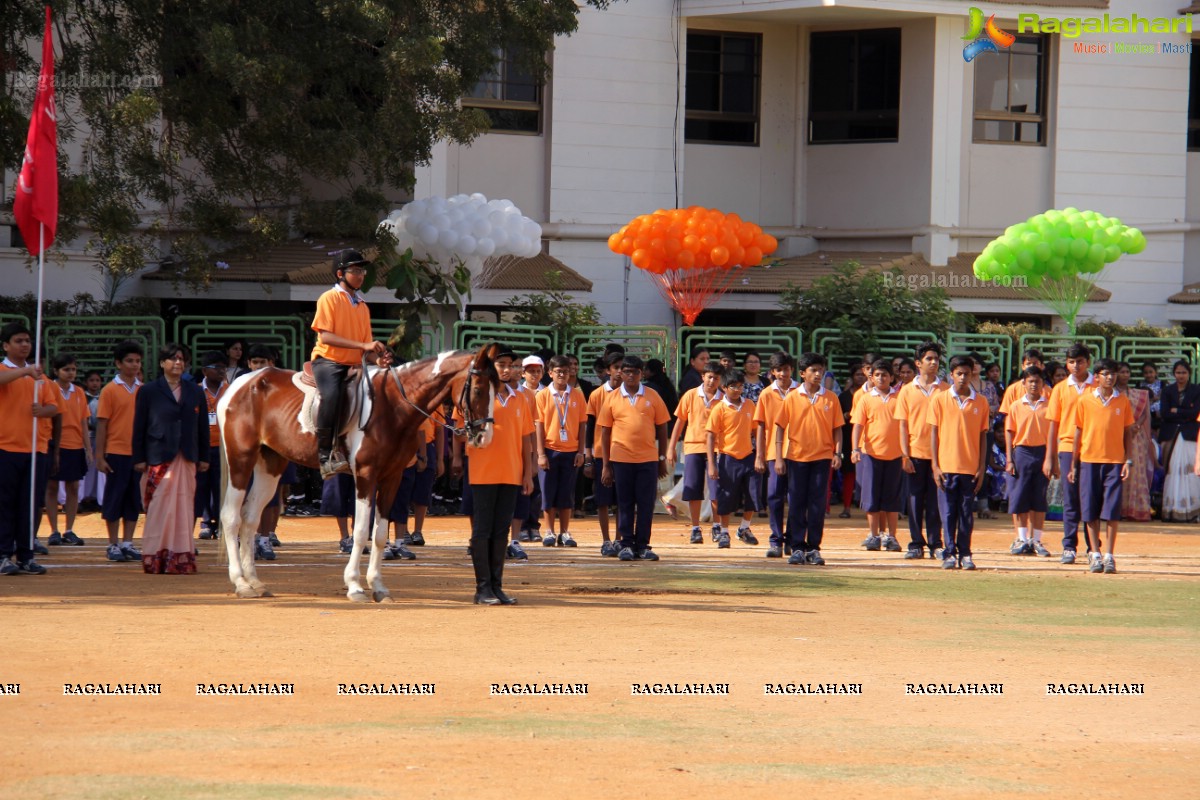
[607,207,778,274]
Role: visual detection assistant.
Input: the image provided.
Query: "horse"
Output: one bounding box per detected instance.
[216,344,500,602]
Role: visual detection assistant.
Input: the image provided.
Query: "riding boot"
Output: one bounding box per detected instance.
[471,538,499,605]
[489,535,518,605]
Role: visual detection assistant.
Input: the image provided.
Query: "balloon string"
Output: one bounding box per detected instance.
[651,267,744,325]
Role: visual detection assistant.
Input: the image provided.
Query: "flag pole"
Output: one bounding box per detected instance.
[30,223,46,551]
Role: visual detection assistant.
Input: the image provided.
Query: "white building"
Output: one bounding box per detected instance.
[5,0,1200,334]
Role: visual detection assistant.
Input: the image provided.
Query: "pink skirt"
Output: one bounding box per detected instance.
[140,453,198,574]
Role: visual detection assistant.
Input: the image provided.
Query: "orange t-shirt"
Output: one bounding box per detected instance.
[928,389,990,475]
[202,381,227,448]
[1046,374,1094,448]
[406,418,435,468]
[586,382,619,459]
[52,381,90,451]
[999,380,1049,416]
[535,384,586,453]
[893,378,947,461]
[753,382,795,462]
[705,397,757,460]
[674,386,723,455]
[775,385,843,462]
[97,377,141,456]
[310,286,372,366]
[468,386,533,485]
[1004,395,1051,448]
[0,363,50,454]
[597,384,670,464]
[1074,390,1134,464]
[851,388,903,460]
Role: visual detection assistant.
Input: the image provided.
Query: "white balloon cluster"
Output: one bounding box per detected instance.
[379,193,543,270]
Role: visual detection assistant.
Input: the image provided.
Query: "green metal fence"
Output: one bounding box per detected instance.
[174,315,307,372]
[453,321,557,355]
[0,313,30,329]
[810,328,936,379]
[42,316,165,379]
[946,332,1013,381]
[1111,337,1200,373]
[571,325,672,377]
[677,326,804,384]
[371,320,445,359]
[1018,334,1107,365]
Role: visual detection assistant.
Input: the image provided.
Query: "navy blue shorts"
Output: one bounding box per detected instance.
[513,488,531,521]
[682,452,717,501]
[592,457,614,506]
[411,442,436,506]
[321,473,356,518]
[55,448,87,482]
[716,453,759,516]
[389,465,417,524]
[1009,445,1048,514]
[540,449,578,511]
[1079,461,1123,522]
[101,453,142,522]
[859,454,903,513]
[281,461,299,485]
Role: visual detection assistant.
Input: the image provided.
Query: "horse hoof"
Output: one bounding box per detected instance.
[258,589,274,598]
[348,591,370,603]
[373,591,393,603]
[235,587,258,599]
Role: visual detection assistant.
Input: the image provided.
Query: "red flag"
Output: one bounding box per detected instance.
[13,6,58,256]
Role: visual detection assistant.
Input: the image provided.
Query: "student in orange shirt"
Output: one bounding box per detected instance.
[1044,342,1094,565]
[310,249,388,478]
[44,353,90,548]
[535,355,587,546]
[584,352,624,556]
[509,356,543,547]
[466,345,534,604]
[774,352,844,566]
[705,370,759,547]
[998,348,1047,552]
[96,340,145,563]
[1070,359,1134,574]
[668,363,723,544]
[599,355,670,561]
[895,341,946,559]
[851,360,904,554]
[195,351,227,541]
[0,322,58,575]
[385,417,434,561]
[1004,367,1052,558]
[929,355,990,570]
[754,351,797,557]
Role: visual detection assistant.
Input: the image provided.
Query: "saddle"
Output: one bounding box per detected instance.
[292,361,373,437]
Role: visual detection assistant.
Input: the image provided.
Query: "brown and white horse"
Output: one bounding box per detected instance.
[216,344,500,601]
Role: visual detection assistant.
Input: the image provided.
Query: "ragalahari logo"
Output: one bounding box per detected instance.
[962,7,1015,62]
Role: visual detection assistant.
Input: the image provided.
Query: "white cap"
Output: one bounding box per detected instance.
[522,355,544,368]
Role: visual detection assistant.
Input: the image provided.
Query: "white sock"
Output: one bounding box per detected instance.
[1032,529,1043,542]
[258,534,269,544]
[739,520,751,530]
[1017,527,1029,541]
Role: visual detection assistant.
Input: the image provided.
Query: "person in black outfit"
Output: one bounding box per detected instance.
[1158,359,1200,521]
[678,345,710,395]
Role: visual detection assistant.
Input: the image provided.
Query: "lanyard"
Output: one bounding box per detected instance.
[552,388,572,432]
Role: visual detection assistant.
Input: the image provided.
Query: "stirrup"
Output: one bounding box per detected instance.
[320,451,351,479]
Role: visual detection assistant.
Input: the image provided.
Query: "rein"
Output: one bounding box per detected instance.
[388,361,494,438]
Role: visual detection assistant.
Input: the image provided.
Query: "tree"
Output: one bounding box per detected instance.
[777,261,971,355]
[504,271,601,348]
[2,0,614,295]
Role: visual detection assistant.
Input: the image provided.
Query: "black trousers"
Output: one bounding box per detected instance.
[471,483,520,543]
[312,357,350,436]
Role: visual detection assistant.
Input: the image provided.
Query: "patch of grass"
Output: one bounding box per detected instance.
[695,762,1046,792]
[653,568,1200,632]
[4,775,364,800]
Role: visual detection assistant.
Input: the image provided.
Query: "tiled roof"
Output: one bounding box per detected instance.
[1180,3,1200,13]
[991,0,1108,7]
[145,240,371,283]
[472,252,593,292]
[734,251,1110,302]
[1168,282,1200,304]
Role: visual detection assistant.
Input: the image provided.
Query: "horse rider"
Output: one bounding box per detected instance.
[311,249,388,478]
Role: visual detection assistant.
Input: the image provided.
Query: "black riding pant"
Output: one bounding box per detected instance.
[312,357,350,438]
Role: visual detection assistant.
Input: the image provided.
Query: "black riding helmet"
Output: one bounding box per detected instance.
[333,249,370,280]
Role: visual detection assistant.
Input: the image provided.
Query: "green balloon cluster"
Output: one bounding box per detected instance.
[973,208,1146,288]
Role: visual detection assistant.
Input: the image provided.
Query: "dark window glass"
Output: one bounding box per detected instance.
[973,34,1047,145]
[464,48,542,135]
[809,29,901,144]
[685,31,761,146]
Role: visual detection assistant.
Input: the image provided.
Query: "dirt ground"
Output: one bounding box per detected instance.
[2,509,1197,800]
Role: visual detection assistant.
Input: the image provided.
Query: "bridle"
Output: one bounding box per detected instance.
[388,356,494,438]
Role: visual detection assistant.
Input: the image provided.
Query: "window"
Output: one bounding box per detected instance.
[1189,47,1200,150]
[973,35,1048,145]
[808,28,901,144]
[685,31,762,145]
[463,48,542,135]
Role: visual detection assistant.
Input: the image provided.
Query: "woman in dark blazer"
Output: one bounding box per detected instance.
[132,343,210,573]
[1158,360,1200,521]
